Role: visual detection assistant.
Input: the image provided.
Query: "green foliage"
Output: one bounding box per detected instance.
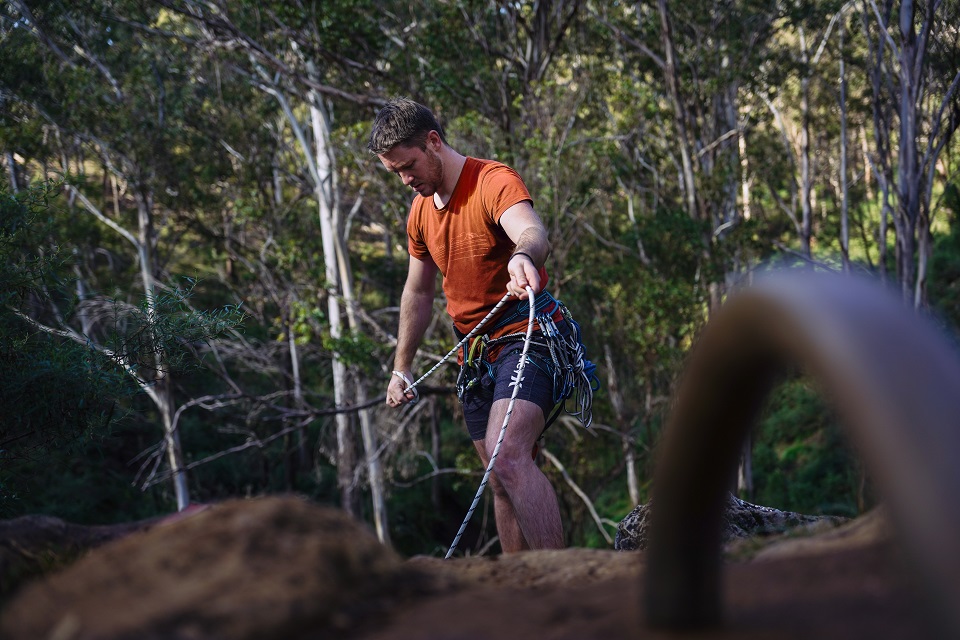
[4,0,958,558]
[104,279,246,378]
[0,181,245,519]
[0,183,135,515]
[751,377,867,517]
[322,331,385,374]
[928,183,960,334]
[0,180,64,303]
[4,419,169,523]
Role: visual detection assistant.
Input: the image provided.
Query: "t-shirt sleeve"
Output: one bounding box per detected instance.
[481,163,533,224]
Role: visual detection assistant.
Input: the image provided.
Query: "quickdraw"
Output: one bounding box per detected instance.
[536,302,598,429]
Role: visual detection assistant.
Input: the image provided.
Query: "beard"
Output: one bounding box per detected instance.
[416,147,445,197]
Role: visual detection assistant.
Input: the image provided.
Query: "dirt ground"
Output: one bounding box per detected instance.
[0,497,933,640]
[361,543,921,640]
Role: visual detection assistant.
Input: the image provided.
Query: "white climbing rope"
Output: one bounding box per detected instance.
[443,285,537,558]
[394,286,537,559]
[399,290,520,396]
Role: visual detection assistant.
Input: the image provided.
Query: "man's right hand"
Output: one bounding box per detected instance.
[386,370,418,407]
[507,252,541,300]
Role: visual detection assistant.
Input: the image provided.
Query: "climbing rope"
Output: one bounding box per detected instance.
[398,291,520,398]
[442,286,537,558]
[394,286,535,559]
[396,285,595,558]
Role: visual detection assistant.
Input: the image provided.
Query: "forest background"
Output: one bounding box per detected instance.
[2,0,959,557]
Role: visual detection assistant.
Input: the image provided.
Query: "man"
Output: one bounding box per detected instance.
[371,97,565,552]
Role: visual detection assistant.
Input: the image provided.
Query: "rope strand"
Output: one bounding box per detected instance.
[401,292,517,396]
[444,285,537,558]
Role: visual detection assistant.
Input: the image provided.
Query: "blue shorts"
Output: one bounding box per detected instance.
[460,337,558,441]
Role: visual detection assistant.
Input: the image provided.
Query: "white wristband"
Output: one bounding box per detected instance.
[392,370,419,403]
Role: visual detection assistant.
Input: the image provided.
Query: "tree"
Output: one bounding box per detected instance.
[865,0,960,305]
[0,182,127,511]
[0,179,241,515]
[153,0,404,540]
[1,0,247,509]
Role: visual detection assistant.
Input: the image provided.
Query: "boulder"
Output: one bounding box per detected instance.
[0,511,165,601]
[747,506,891,561]
[615,493,848,551]
[0,496,437,640]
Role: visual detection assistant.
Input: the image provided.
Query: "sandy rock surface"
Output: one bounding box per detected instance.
[0,496,437,640]
[0,496,928,640]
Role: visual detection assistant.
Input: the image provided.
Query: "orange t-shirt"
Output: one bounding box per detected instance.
[407,157,546,343]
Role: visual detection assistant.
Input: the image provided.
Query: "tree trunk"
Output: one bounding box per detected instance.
[737,430,754,501]
[431,398,441,510]
[799,28,813,259]
[327,118,390,545]
[354,375,390,545]
[136,191,190,510]
[860,126,873,206]
[839,19,851,273]
[308,91,355,515]
[739,107,752,221]
[719,78,740,233]
[287,309,309,473]
[657,0,698,222]
[5,151,18,193]
[253,63,368,518]
[866,0,958,305]
[896,0,920,303]
[157,378,189,510]
[307,72,389,541]
[863,2,895,285]
[65,181,190,509]
[915,225,931,309]
[604,344,639,506]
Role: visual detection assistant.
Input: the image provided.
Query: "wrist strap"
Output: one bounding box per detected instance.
[511,251,535,265]
[392,370,419,403]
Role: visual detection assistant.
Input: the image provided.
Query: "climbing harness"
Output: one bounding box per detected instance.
[396,287,598,558]
[455,291,598,431]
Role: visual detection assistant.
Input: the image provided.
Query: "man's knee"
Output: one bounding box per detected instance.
[489,452,533,490]
[486,471,511,498]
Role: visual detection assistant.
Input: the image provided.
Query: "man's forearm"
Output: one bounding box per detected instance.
[512,227,551,267]
[394,286,435,371]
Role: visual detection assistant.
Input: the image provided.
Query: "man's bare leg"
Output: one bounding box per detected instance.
[479,398,563,551]
[472,440,529,551]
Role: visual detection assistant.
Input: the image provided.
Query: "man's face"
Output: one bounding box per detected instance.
[378,134,444,198]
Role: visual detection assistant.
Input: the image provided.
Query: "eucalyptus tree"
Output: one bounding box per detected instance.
[593,0,882,500]
[594,0,788,314]
[746,0,865,265]
[863,0,960,306]
[152,0,405,541]
[0,0,248,510]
